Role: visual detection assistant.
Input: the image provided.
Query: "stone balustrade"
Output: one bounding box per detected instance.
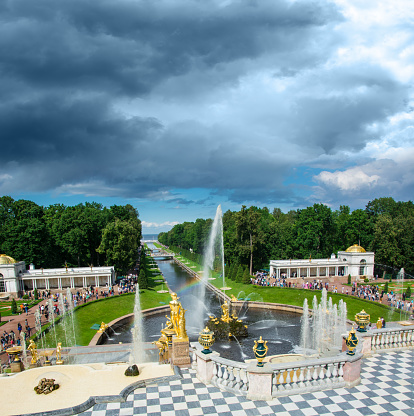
[193,348,361,400]
[359,325,414,354]
[193,325,413,400]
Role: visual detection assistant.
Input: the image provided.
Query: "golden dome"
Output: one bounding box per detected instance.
[0,254,17,264]
[345,244,366,253]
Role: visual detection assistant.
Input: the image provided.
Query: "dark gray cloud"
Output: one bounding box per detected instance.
[0,0,412,211]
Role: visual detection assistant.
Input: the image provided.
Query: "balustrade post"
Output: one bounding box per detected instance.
[343,354,361,387]
[361,333,372,355]
[246,363,273,401]
[195,349,217,385]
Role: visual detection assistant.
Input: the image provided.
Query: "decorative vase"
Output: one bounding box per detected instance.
[355,309,370,332]
[253,336,268,367]
[345,327,359,355]
[198,326,215,354]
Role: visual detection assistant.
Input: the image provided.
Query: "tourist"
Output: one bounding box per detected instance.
[381,317,386,328]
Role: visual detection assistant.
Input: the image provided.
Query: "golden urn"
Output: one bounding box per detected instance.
[345,327,359,355]
[355,310,370,332]
[198,326,215,354]
[253,336,268,367]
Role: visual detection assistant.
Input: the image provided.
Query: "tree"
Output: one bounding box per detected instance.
[11,298,17,315]
[34,288,38,300]
[242,268,251,284]
[97,219,141,274]
[384,281,389,293]
[235,264,244,283]
[138,269,148,290]
[348,274,351,285]
[294,204,336,259]
[405,285,411,299]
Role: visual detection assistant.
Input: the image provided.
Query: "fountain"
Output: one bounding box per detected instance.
[300,298,310,355]
[47,299,58,348]
[192,205,228,331]
[202,205,227,290]
[301,288,347,355]
[397,268,405,320]
[129,284,145,364]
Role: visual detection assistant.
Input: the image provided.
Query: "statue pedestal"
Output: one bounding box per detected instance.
[195,349,217,384]
[10,361,24,373]
[171,338,191,367]
[246,363,273,401]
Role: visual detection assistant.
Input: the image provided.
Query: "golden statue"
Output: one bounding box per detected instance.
[221,301,231,323]
[28,340,38,365]
[231,294,238,302]
[169,292,181,334]
[176,307,188,341]
[98,322,108,333]
[376,318,382,329]
[56,342,64,365]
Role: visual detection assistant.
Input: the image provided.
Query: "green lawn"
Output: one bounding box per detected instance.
[0,299,42,317]
[37,249,411,348]
[38,257,172,347]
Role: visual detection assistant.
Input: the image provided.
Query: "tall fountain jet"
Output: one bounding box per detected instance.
[203,204,226,289]
[192,205,227,332]
[130,283,145,364]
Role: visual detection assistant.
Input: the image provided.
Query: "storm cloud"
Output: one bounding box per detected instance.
[0,0,413,216]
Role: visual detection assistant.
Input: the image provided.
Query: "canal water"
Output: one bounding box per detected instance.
[105,250,301,361]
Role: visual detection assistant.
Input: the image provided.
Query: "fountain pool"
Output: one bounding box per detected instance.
[103,259,301,362]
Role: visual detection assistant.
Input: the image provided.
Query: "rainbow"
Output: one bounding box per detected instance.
[176,279,202,296]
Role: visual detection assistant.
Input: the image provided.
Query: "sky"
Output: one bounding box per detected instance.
[1,0,413,234]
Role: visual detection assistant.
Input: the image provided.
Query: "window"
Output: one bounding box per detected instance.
[0,275,5,292]
[359,259,366,276]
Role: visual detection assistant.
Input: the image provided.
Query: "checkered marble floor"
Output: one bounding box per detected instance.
[77,350,414,416]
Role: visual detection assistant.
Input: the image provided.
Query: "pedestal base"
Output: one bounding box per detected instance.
[172,339,191,367]
[10,361,24,373]
[246,363,273,401]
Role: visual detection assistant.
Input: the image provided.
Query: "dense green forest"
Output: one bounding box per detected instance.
[0,196,142,274]
[158,198,414,277]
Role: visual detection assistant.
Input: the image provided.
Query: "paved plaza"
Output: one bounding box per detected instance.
[75,349,413,416]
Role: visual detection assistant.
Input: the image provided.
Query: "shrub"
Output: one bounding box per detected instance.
[242,268,251,284]
[22,294,29,300]
[11,298,18,314]
[34,288,38,300]
[384,281,389,293]
[138,269,148,289]
[348,274,351,284]
[364,278,369,283]
[406,285,412,299]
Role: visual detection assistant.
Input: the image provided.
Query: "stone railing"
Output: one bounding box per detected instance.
[359,325,414,355]
[193,348,362,400]
[270,355,354,398]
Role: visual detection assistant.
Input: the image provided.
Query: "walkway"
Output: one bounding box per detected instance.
[73,350,413,416]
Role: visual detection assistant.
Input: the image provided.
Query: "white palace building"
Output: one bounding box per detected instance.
[269,244,374,282]
[0,254,115,297]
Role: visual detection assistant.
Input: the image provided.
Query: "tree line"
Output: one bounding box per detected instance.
[0,196,142,274]
[158,197,414,277]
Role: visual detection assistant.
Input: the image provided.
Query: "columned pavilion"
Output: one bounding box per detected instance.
[269,244,374,282]
[0,254,115,296]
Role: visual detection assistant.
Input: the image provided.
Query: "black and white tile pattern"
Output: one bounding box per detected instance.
[77,350,414,416]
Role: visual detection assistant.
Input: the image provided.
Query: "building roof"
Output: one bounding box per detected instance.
[0,254,17,265]
[345,244,366,253]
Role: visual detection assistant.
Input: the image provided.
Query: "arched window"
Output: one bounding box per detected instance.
[0,274,5,292]
[359,259,366,276]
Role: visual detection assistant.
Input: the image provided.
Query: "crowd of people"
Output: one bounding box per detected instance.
[252,272,413,314]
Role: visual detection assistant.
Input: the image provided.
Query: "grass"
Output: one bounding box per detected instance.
[170,252,410,323]
[37,247,412,347]
[38,256,172,347]
[0,299,42,317]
